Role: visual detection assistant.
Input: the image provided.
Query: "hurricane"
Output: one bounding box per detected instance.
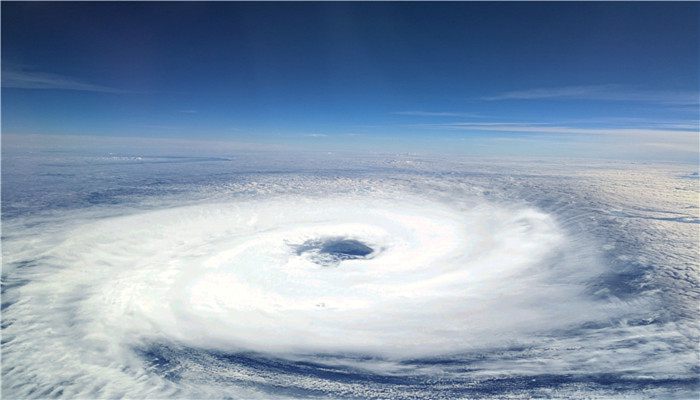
[2,149,698,399]
[2,2,699,398]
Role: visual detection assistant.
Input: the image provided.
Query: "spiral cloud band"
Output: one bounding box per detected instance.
[39,197,596,355]
[2,155,698,399]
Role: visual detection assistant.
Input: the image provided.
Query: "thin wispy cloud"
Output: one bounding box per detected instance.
[139,124,180,131]
[393,111,479,117]
[429,122,698,137]
[484,85,699,105]
[303,133,328,138]
[561,118,700,131]
[2,68,127,93]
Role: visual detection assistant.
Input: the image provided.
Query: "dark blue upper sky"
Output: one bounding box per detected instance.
[2,2,699,160]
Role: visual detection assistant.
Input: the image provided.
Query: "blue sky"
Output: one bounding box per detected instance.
[2,3,699,161]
